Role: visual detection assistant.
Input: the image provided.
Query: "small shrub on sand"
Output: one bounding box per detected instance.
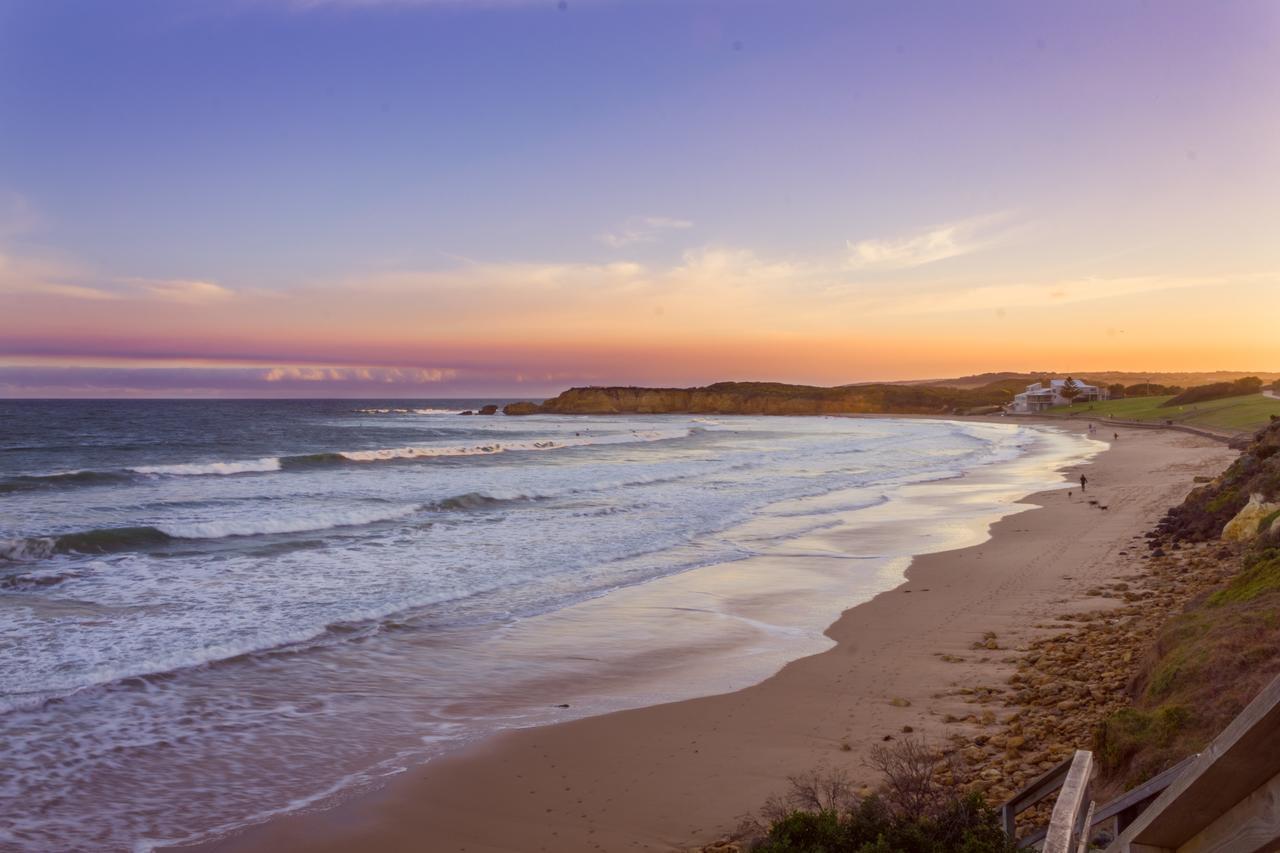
[750,739,1016,852]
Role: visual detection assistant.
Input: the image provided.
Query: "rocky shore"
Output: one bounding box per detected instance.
[938,539,1239,806]
[918,418,1280,837]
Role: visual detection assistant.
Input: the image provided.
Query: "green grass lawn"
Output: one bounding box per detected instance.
[1044,393,1280,433]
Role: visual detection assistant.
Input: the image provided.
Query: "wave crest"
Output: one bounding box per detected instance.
[131,458,282,476]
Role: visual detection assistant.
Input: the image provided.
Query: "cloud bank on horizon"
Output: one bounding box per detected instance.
[0,0,1276,396]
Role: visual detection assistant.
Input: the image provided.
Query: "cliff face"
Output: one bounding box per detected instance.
[1157,418,1280,542]
[504,381,1009,416]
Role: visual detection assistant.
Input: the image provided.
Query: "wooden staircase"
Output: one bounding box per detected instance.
[999,672,1280,852]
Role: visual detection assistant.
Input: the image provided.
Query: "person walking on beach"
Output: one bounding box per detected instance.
[1080,474,1088,492]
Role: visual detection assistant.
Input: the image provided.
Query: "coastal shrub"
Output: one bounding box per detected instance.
[752,741,1016,853]
[866,737,947,816]
[1094,706,1192,784]
[754,792,1015,853]
[1125,383,1182,397]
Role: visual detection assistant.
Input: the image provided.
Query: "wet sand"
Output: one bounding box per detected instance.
[190,422,1234,853]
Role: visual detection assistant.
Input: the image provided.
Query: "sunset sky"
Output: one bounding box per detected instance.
[2,0,1277,397]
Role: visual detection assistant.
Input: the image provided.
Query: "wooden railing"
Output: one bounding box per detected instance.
[999,750,1095,851]
[1106,672,1280,852]
[1000,670,1280,850]
[1043,750,1094,853]
[1000,755,1075,839]
[1000,752,1194,850]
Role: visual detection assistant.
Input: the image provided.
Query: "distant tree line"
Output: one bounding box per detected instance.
[1161,377,1264,408]
[1107,382,1186,400]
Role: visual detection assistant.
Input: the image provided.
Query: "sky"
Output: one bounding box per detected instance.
[1,0,1277,398]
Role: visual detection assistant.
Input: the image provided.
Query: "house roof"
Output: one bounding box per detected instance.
[1022,379,1099,393]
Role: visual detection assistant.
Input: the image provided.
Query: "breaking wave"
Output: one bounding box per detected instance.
[353,407,462,415]
[0,506,422,562]
[130,458,283,476]
[1,429,697,491]
[0,470,137,493]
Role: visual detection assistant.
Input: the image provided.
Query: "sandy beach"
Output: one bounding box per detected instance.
[191,421,1234,853]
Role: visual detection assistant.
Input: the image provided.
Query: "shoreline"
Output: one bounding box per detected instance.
[186,420,1234,853]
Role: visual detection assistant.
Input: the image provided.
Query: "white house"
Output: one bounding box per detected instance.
[1009,378,1108,413]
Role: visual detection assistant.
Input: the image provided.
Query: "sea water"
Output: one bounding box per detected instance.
[0,400,1094,850]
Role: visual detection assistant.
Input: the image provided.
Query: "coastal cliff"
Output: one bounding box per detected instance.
[504,381,1014,416]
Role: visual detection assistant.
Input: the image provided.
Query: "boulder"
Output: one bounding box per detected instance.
[503,401,542,416]
[477,405,499,416]
[1222,493,1280,542]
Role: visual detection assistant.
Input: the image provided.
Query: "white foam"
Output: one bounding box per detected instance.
[0,537,57,562]
[157,504,420,539]
[0,415,1102,852]
[131,458,282,476]
[353,407,461,415]
[338,428,691,462]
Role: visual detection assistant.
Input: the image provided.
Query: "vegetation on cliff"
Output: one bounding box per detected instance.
[1094,418,1280,789]
[506,381,1020,416]
[1158,418,1280,541]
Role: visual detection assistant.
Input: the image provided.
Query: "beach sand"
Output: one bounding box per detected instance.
[191,422,1234,853]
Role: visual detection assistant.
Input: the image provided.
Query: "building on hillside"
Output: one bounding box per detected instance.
[1009,378,1108,413]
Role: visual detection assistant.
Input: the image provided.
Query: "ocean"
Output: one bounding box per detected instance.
[0,400,1097,851]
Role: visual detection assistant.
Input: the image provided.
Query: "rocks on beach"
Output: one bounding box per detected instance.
[938,539,1239,812]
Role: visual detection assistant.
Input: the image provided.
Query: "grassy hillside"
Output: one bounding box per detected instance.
[906,371,1280,390]
[1095,419,1280,790]
[1042,393,1280,433]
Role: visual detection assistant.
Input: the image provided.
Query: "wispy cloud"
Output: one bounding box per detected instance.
[846,213,1014,271]
[262,365,456,383]
[597,216,693,248]
[0,249,114,300]
[125,278,234,304]
[870,273,1263,316]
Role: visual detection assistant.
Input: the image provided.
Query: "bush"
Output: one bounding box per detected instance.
[755,792,1015,853]
[752,740,1017,853]
[1125,383,1182,397]
[1094,706,1192,786]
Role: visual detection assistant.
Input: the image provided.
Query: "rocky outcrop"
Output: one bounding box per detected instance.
[477,405,499,416]
[1157,418,1280,542]
[1222,493,1280,542]
[502,401,541,416]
